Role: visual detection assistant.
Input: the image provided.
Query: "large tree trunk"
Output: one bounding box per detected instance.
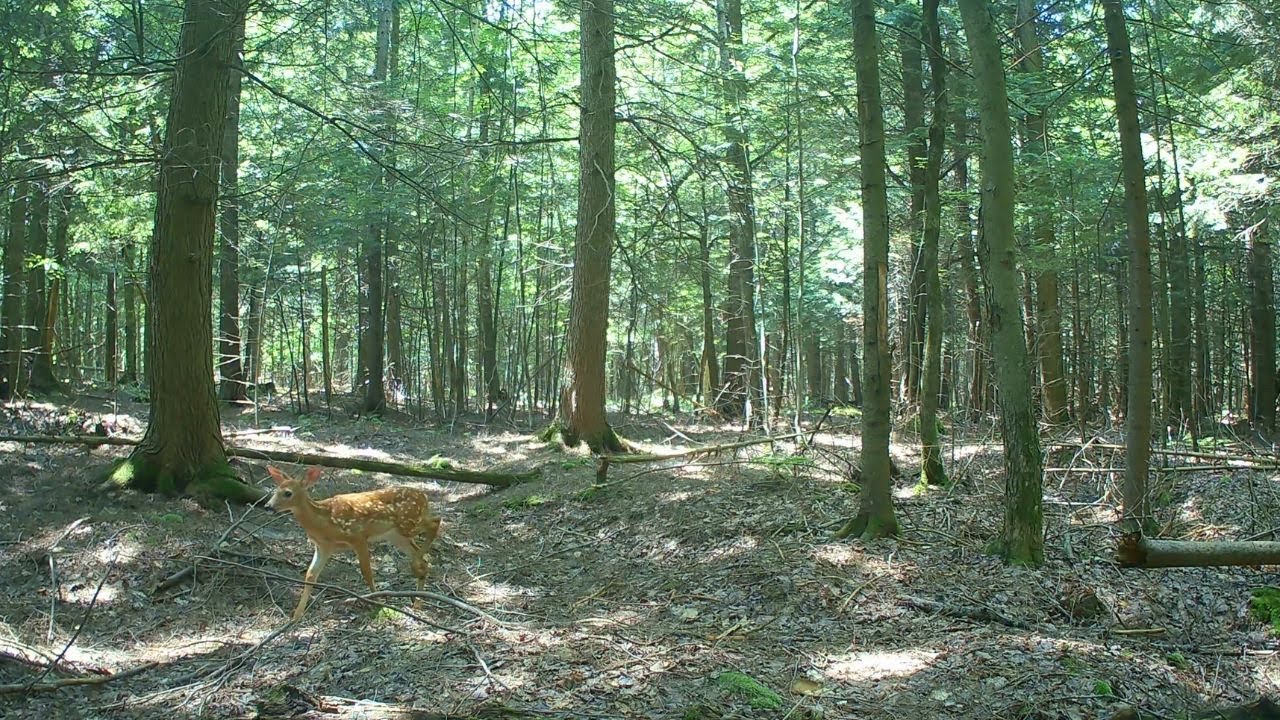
[1104,0,1155,533]
[557,0,622,453]
[111,0,250,500]
[217,12,247,403]
[958,0,1044,566]
[717,0,760,423]
[919,0,947,486]
[836,0,897,541]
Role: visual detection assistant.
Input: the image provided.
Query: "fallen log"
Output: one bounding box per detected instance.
[225,446,538,488]
[0,434,537,488]
[1117,533,1280,568]
[1112,696,1280,719]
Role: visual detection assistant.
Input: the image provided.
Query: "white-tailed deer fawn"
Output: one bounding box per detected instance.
[266,465,442,620]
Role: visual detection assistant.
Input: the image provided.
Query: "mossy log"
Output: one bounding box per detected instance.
[224,446,538,487]
[0,434,537,489]
[1117,533,1280,568]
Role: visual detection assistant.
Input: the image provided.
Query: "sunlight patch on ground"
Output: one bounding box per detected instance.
[812,543,862,567]
[578,609,648,629]
[460,578,539,608]
[700,535,759,564]
[822,649,938,682]
[656,489,698,504]
[64,582,120,605]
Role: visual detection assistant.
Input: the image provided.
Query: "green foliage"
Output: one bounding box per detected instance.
[1165,651,1190,670]
[1092,680,1113,697]
[714,671,782,710]
[1250,587,1280,633]
[504,494,549,510]
[156,513,184,525]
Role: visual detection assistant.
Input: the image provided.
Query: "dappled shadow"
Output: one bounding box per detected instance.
[0,403,1275,718]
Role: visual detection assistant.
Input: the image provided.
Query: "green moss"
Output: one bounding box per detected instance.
[1251,586,1280,632]
[715,671,782,710]
[98,455,264,504]
[504,494,549,510]
[1092,679,1113,697]
[157,513,185,525]
[1165,651,1189,669]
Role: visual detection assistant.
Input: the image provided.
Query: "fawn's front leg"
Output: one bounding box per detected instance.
[294,544,333,620]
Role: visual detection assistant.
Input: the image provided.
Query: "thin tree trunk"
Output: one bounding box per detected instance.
[1016,0,1069,423]
[105,270,118,384]
[321,266,333,409]
[3,177,29,396]
[717,0,760,423]
[919,0,947,486]
[836,0,897,541]
[22,183,49,394]
[217,10,247,402]
[123,241,139,385]
[1104,0,1155,533]
[958,0,1044,565]
[1247,219,1275,432]
[900,9,927,406]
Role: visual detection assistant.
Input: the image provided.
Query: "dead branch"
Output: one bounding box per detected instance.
[0,661,159,695]
[605,431,809,465]
[899,595,1033,630]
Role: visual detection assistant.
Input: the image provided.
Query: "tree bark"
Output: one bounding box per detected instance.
[1016,0,1069,423]
[22,183,49,394]
[320,266,334,407]
[919,0,947,486]
[361,0,396,414]
[1104,0,1155,533]
[1247,219,1275,432]
[557,0,622,453]
[122,241,140,385]
[105,269,118,384]
[958,0,1044,565]
[28,185,63,392]
[115,0,247,498]
[900,8,927,406]
[3,177,29,396]
[1117,534,1280,568]
[716,0,761,423]
[697,217,720,405]
[217,11,247,403]
[836,0,897,541]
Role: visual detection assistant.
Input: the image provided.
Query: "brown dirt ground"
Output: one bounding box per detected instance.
[0,393,1278,719]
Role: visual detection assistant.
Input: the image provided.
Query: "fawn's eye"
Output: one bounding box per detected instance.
[282,490,293,498]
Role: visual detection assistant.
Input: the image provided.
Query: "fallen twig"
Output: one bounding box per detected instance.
[0,661,159,695]
[899,595,1032,630]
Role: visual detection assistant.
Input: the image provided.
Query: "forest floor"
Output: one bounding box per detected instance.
[0,393,1278,719]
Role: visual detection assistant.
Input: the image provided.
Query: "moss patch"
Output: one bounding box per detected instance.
[1251,586,1280,633]
[714,671,782,710]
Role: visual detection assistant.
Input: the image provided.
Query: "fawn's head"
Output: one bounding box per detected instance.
[266,465,322,513]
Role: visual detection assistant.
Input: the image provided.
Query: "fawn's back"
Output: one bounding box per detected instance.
[316,486,436,543]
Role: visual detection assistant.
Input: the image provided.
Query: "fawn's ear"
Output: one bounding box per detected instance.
[266,466,288,486]
[304,466,322,486]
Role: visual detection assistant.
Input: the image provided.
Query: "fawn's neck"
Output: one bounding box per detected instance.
[289,495,335,537]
